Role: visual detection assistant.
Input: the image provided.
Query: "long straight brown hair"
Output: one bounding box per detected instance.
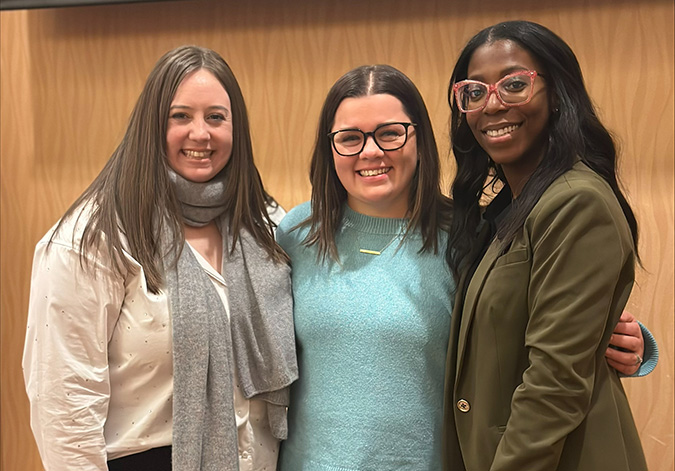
[51,45,287,293]
[300,64,452,262]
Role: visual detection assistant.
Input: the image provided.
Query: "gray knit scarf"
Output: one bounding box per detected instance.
[168,169,228,227]
[165,169,298,471]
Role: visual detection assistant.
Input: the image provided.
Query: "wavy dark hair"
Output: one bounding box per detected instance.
[446,20,639,278]
[300,64,452,262]
[51,45,287,293]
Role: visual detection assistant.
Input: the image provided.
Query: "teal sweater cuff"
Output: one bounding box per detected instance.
[623,321,659,378]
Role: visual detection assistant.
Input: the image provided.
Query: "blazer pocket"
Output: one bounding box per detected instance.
[493,248,529,268]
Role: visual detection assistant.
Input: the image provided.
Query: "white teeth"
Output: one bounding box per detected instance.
[485,125,520,137]
[359,168,390,177]
[184,150,211,159]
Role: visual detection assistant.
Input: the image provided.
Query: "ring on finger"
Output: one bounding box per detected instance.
[634,353,643,366]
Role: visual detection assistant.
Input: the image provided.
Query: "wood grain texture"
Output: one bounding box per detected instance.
[1,1,672,469]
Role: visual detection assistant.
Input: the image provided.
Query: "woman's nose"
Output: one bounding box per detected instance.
[483,91,506,114]
[189,120,210,141]
[359,134,383,158]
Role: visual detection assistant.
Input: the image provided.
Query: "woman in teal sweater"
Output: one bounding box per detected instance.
[277,65,453,470]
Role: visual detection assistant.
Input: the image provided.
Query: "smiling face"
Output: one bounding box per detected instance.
[166,69,233,183]
[465,40,551,194]
[331,93,418,218]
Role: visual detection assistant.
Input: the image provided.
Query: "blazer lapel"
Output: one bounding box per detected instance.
[455,239,501,381]
[450,188,512,386]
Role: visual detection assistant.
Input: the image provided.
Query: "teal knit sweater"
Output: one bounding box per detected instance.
[277,202,455,471]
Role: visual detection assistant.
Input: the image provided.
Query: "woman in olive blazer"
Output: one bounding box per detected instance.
[443,21,647,471]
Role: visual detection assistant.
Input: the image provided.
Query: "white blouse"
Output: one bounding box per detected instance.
[23,208,283,470]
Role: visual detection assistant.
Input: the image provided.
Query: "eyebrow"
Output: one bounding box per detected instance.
[332,121,408,132]
[468,66,531,81]
[169,105,230,116]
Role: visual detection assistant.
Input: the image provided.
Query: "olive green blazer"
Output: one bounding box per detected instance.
[442,162,647,471]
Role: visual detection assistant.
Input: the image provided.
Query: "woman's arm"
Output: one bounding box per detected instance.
[484,194,658,378]
[22,235,124,470]
[491,182,636,471]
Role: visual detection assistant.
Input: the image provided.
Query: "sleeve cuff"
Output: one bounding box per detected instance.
[626,321,659,377]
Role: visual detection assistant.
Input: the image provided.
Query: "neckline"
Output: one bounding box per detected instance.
[342,205,409,235]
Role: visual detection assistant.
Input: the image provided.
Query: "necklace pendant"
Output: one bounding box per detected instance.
[358,229,403,256]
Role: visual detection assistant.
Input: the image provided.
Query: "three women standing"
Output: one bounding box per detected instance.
[22,21,656,471]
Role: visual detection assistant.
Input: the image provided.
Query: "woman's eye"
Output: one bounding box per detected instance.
[170,112,189,120]
[337,133,361,144]
[378,130,401,139]
[502,79,528,92]
[207,113,226,121]
[467,87,486,101]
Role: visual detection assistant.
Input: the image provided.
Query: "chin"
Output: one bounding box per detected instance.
[180,171,219,183]
[484,148,520,166]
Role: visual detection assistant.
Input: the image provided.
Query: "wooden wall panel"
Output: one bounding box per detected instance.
[1,0,672,469]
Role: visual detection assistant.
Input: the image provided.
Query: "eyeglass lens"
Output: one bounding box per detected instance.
[457,73,534,112]
[331,123,411,156]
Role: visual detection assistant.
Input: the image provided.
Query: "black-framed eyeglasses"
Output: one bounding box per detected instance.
[328,122,417,157]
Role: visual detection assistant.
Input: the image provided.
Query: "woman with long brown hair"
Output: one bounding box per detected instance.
[23,45,297,471]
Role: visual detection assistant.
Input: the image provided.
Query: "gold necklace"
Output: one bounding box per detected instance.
[359,230,403,256]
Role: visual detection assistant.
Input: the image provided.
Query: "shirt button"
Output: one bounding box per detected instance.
[457,399,471,412]
[241,451,249,459]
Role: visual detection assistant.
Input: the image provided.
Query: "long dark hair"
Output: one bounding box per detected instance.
[51,45,287,293]
[302,64,452,262]
[446,20,639,278]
